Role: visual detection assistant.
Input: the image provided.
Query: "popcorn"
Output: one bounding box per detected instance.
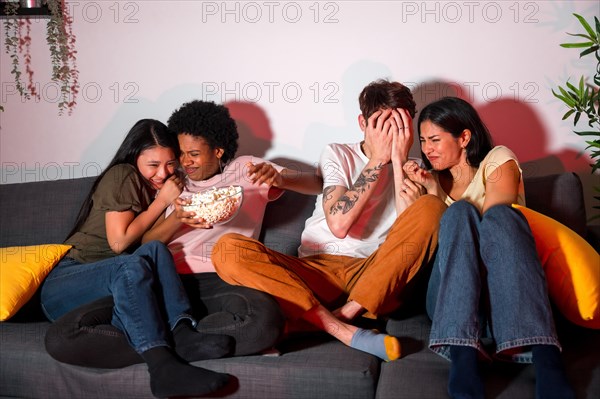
[182,185,243,225]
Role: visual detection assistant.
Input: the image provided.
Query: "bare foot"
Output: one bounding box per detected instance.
[332,300,366,322]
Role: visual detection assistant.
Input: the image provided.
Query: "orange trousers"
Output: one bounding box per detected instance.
[212,195,447,320]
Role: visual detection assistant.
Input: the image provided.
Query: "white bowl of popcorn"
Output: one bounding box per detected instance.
[182,185,244,225]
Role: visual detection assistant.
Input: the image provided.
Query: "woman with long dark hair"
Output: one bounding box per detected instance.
[41,119,231,398]
[404,97,574,399]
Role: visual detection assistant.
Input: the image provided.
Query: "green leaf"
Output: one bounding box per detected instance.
[574,130,600,136]
[565,33,594,41]
[574,13,597,40]
[554,90,576,107]
[566,80,578,93]
[574,112,582,125]
[580,45,600,57]
[563,109,576,120]
[561,42,595,48]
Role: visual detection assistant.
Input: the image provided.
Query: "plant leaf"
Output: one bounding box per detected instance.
[563,109,576,120]
[580,45,600,57]
[561,42,595,48]
[565,80,578,93]
[574,130,600,136]
[565,33,594,41]
[573,13,597,39]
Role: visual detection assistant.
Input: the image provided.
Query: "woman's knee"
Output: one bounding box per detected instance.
[112,255,154,284]
[135,240,171,258]
[481,204,527,235]
[440,201,474,230]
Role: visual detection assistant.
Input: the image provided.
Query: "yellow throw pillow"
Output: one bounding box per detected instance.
[0,244,71,321]
[513,204,600,329]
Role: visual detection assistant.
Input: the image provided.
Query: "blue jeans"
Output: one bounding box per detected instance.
[426,201,560,363]
[41,241,194,353]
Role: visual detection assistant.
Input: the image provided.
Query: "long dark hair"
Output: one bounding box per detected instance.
[418,97,493,169]
[66,119,179,239]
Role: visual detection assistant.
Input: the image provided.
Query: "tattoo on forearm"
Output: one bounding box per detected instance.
[323,186,336,201]
[329,163,383,215]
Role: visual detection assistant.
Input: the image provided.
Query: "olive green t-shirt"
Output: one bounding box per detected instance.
[65,164,153,263]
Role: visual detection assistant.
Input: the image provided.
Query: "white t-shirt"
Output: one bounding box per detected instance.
[166,155,284,274]
[298,143,398,259]
[440,145,526,212]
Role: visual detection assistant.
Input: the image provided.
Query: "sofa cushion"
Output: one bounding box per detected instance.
[514,204,600,329]
[0,177,95,247]
[0,244,71,321]
[1,321,379,399]
[379,313,600,399]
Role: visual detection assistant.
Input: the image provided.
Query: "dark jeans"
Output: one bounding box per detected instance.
[426,201,560,363]
[41,241,194,354]
[45,273,285,368]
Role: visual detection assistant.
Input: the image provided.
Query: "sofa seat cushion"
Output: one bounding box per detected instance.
[199,336,380,398]
[378,312,600,399]
[0,322,379,399]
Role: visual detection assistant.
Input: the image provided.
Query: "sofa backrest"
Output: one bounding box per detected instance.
[0,172,588,250]
[0,177,95,248]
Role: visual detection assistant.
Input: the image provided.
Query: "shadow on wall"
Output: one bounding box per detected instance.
[224,101,273,159]
[224,100,319,175]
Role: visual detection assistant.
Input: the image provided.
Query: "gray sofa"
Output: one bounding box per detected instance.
[1,172,599,399]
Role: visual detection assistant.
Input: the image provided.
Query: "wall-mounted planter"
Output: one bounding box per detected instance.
[0,1,51,18]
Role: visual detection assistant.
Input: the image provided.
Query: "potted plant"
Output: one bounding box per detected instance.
[2,0,79,115]
[552,13,600,220]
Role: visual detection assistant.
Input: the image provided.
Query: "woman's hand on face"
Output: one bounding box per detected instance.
[247,162,283,187]
[403,160,438,194]
[173,198,213,229]
[156,175,184,207]
[398,178,426,204]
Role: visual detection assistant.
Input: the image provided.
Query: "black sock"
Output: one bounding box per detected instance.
[172,320,234,362]
[532,345,575,399]
[141,346,229,398]
[448,345,484,399]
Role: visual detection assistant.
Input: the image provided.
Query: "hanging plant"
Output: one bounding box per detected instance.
[2,0,79,115]
[3,1,29,99]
